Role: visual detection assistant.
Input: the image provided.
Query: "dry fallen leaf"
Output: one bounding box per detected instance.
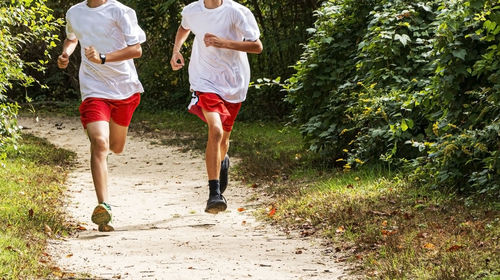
[403,212,414,220]
[66,254,73,258]
[51,266,62,277]
[76,225,87,231]
[369,210,389,216]
[268,206,276,217]
[381,229,397,236]
[237,207,245,212]
[381,220,388,227]
[417,232,428,239]
[44,225,52,236]
[336,226,345,234]
[5,246,21,254]
[423,243,436,250]
[447,245,464,252]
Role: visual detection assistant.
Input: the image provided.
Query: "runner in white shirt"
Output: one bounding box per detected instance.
[170,0,262,214]
[57,0,146,231]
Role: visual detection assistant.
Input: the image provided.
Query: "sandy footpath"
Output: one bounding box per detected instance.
[19,116,347,280]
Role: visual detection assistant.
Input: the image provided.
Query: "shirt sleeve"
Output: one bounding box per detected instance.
[117,8,146,45]
[65,15,77,40]
[234,8,260,42]
[180,8,190,30]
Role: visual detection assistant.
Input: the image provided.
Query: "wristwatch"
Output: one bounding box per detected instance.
[99,53,106,64]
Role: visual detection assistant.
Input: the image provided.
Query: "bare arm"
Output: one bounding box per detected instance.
[170,25,191,71]
[204,33,263,54]
[85,43,142,64]
[57,38,78,69]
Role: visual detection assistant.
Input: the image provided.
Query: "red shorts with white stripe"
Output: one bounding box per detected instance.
[79,93,141,129]
[188,92,242,132]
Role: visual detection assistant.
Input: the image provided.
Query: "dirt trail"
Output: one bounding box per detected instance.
[20,116,347,280]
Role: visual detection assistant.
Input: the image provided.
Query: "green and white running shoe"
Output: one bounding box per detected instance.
[91,203,114,232]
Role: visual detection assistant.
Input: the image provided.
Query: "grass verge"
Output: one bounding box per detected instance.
[266,168,499,279]
[0,134,76,279]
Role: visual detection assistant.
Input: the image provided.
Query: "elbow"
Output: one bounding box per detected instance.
[134,45,143,58]
[256,43,263,54]
[65,38,78,44]
[254,40,263,54]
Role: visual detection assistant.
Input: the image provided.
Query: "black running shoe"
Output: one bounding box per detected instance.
[205,194,227,214]
[219,155,230,194]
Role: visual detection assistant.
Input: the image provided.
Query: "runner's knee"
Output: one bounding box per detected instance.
[91,136,109,156]
[208,125,223,143]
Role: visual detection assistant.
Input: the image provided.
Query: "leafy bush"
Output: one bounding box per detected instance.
[0,0,61,160]
[7,0,321,120]
[287,0,499,195]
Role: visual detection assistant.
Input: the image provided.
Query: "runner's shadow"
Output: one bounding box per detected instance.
[77,234,112,240]
[113,218,176,232]
[113,215,217,232]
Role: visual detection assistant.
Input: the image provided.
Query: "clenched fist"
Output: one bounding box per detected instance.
[85,46,101,64]
[204,33,227,49]
[57,53,70,69]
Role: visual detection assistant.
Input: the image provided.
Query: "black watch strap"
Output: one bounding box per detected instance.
[99,53,106,64]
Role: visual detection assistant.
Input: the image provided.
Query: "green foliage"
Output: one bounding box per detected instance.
[285,0,382,158]
[0,0,61,160]
[0,102,20,163]
[124,0,322,119]
[287,0,500,195]
[0,0,62,93]
[7,0,321,120]
[120,0,192,111]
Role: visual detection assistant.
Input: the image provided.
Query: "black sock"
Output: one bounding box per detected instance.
[209,180,220,196]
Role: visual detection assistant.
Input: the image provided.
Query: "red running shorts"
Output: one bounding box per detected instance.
[79,93,141,129]
[188,91,242,132]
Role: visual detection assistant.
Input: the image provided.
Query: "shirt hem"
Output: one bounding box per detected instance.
[189,88,246,104]
[81,90,143,101]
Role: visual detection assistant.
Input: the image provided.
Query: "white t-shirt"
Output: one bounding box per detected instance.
[66,0,146,101]
[181,0,261,103]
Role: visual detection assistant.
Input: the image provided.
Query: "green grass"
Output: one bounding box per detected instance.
[0,134,76,279]
[267,168,500,279]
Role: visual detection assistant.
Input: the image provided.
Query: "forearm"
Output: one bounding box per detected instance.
[173,26,191,53]
[222,39,263,54]
[62,38,78,56]
[105,43,142,63]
